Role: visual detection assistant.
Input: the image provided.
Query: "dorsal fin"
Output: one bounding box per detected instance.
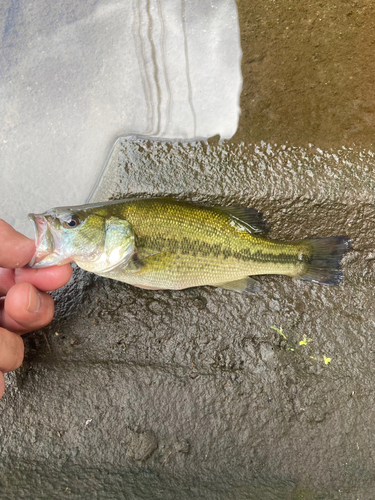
[217,206,269,234]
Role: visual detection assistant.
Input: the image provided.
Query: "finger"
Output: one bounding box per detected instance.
[0,327,24,373]
[0,372,4,399]
[15,264,73,291]
[0,220,35,268]
[1,283,54,333]
[0,268,15,295]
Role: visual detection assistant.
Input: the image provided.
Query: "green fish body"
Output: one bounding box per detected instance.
[28,198,350,294]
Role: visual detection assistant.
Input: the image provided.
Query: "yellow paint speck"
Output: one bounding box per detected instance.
[299,336,313,346]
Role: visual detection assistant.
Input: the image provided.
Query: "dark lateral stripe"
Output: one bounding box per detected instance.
[137,236,298,264]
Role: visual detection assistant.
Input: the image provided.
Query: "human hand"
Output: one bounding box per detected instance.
[0,220,72,399]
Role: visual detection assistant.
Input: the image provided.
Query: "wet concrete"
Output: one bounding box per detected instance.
[1,1,375,499]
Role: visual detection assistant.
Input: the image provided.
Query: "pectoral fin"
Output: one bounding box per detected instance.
[105,251,177,288]
[214,277,261,294]
[124,251,171,274]
[124,252,146,272]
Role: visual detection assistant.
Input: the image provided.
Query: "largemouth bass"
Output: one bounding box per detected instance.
[28,198,350,294]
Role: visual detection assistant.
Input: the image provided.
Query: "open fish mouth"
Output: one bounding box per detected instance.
[28,213,56,267]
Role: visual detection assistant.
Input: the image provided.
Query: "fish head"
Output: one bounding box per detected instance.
[28,205,135,272]
[28,206,107,268]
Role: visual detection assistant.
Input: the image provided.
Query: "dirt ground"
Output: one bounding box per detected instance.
[1,1,375,499]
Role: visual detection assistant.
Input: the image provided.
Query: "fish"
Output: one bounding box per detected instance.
[28,197,351,294]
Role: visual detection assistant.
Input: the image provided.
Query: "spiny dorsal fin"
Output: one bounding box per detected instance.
[218,206,269,234]
[214,276,261,294]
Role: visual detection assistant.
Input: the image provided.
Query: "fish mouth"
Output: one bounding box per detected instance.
[28,213,56,268]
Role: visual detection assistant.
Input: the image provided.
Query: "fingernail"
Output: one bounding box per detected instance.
[27,286,41,313]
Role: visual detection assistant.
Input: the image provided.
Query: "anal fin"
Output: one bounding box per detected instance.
[214,277,261,295]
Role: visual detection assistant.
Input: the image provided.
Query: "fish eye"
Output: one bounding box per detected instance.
[62,215,81,229]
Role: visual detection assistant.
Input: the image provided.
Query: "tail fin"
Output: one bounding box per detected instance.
[298,236,351,285]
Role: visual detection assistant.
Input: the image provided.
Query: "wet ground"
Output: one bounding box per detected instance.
[235,0,375,147]
[1,1,375,499]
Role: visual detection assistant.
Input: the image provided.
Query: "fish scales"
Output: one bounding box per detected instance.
[90,199,304,289]
[28,197,351,293]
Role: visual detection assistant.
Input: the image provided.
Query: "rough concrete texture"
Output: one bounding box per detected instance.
[2,1,375,499]
[1,138,375,499]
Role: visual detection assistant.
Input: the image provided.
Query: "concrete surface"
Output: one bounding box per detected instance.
[1,1,375,499]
